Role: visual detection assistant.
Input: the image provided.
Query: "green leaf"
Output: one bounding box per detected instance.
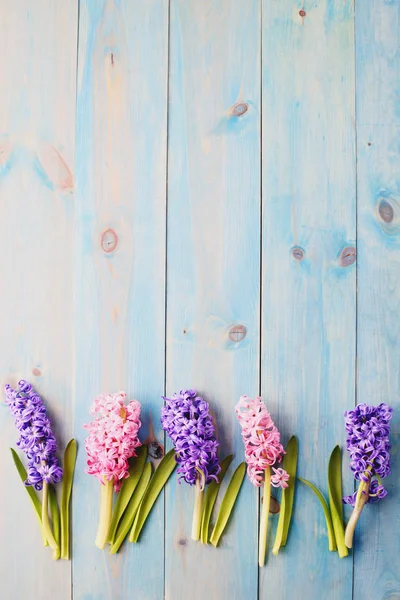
[298,478,336,551]
[130,449,177,543]
[272,435,298,554]
[200,454,233,544]
[10,448,48,546]
[60,439,77,560]
[49,485,61,560]
[41,481,60,556]
[107,445,148,544]
[110,462,153,553]
[328,445,348,558]
[209,462,246,548]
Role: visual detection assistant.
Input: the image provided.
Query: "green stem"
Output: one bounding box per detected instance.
[353,466,372,513]
[191,478,204,541]
[95,480,114,549]
[259,466,271,567]
[41,482,60,556]
[345,478,369,549]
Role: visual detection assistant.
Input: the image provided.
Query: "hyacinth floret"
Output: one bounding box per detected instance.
[343,478,388,506]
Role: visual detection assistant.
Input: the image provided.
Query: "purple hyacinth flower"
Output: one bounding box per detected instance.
[343,402,392,497]
[161,388,221,541]
[343,402,392,548]
[161,389,221,486]
[5,380,63,490]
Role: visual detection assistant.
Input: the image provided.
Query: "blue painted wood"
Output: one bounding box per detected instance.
[73,1,168,599]
[0,2,77,599]
[165,2,260,599]
[261,1,356,598]
[355,2,400,598]
[2,2,400,598]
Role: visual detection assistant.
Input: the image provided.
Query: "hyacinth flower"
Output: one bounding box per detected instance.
[84,391,142,549]
[161,389,220,540]
[236,395,288,567]
[343,402,392,548]
[5,380,63,557]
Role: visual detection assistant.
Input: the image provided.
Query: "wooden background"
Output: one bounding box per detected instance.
[0,1,399,599]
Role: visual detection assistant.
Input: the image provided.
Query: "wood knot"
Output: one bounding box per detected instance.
[340,246,356,267]
[101,228,118,253]
[32,367,42,377]
[147,441,164,459]
[229,324,247,342]
[178,538,188,547]
[261,494,280,513]
[299,9,306,17]
[291,246,304,261]
[231,102,248,117]
[378,200,394,223]
[269,496,280,514]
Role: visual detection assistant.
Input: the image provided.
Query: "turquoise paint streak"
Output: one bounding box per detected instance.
[355,2,400,598]
[261,1,355,598]
[73,1,168,599]
[165,2,260,599]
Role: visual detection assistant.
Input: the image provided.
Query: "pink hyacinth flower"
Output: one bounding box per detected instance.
[271,467,289,489]
[84,391,142,492]
[235,395,288,487]
[236,395,289,567]
[84,391,142,549]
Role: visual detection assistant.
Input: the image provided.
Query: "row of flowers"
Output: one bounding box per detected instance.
[5,380,392,565]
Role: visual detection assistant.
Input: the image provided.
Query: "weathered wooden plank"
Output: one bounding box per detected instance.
[0,1,77,599]
[355,2,400,598]
[261,2,356,598]
[73,1,168,599]
[165,1,260,599]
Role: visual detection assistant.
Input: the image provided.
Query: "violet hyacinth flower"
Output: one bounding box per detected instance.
[161,389,220,540]
[5,380,63,489]
[5,380,63,554]
[343,402,392,548]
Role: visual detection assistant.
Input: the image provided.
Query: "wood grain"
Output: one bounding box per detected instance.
[355,2,400,598]
[0,1,77,599]
[165,1,260,599]
[1,2,399,599]
[261,1,356,598]
[73,1,168,599]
